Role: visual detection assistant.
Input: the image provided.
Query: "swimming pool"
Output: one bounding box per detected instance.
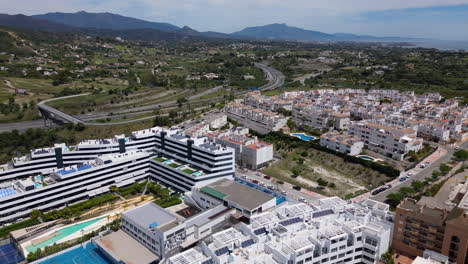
[38,243,111,264]
[192,171,202,176]
[356,155,377,162]
[291,133,317,141]
[27,217,105,253]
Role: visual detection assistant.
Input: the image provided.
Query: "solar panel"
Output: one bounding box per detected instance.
[254,227,266,235]
[312,209,334,218]
[279,217,302,226]
[241,239,255,248]
[215,247,229,256]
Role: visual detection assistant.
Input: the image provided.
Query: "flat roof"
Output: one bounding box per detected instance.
[123,203,177,231]
[203,179,275,211]
[95,230,159,264]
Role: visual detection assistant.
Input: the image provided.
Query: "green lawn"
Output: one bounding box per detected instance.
[168,163,179,168]
[153,157,167,162]
[182,168,195,174]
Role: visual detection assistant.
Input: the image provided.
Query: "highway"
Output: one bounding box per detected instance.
[0,63,285,132]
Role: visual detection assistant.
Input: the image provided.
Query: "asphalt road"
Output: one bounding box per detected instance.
[0,63,285,132]
[367,141,467,202]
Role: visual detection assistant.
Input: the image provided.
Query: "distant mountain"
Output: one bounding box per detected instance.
[0,13,78,32]
[33,11,180,32]
[232,23,334,41]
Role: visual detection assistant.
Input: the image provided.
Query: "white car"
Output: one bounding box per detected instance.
[281,191,288,196]
[407,172,414,177]
[455,146,460,150]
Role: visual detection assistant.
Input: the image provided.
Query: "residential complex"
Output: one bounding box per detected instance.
[224,102,288,135]
[0,126,235,224]
[320,132,364,155]
[207,127,273,169]
[392,172,468,264]
[237,89,467,160]
[348,121,423,160]
[169,195,393,264]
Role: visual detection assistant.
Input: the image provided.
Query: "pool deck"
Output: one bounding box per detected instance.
[21,214,113,255]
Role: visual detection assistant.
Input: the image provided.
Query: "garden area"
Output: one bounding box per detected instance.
[260,132,399,198]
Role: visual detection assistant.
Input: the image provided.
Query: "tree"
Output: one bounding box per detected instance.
[432,170,442,178]
[291,167,301,177]
[386,192,404,208]
[411,180,425,192]
[453,149,468,161]
[399,187,415,197]
[439,163,451,175]
[168,110,178,119]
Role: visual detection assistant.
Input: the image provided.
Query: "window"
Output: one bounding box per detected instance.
[356,236,362,241]
[331,256,337,260]
[365,237,378,247]
[331,248,338,253]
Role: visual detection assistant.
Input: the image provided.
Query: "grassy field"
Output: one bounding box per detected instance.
[261,146,390,198]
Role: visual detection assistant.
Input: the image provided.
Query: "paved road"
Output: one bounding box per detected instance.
[0,63,285,132]
[358,141,467,202]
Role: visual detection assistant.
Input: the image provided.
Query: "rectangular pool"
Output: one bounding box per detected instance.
[27,217,104,253]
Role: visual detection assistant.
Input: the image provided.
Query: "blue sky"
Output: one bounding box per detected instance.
[1,0,467,40]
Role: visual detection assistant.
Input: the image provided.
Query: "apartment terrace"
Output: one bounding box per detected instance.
[152,156,205,177]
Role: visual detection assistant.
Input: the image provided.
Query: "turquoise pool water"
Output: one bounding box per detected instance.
[193,171,202,176]
[39,243,111,264]
[291,133,316,141]
[357,155,376,161]
[27,217,104,253]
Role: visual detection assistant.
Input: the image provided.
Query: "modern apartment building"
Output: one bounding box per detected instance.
[224,102,288,135]
[348,121,423,160]
[0,126,236,224]
[292,106,350,131]
[148,128,235,192]
[320,132,364,155]
[207,127,273,170]
[0,151,150,224]
[119,202,234,260]
[171,197,394,264]
[392,173,468,264]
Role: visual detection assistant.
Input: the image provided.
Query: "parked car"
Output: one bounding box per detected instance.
[264,175,271,180]
[420,164,426,169]
[281,191,288,196]
[385,184,392,190]
[371,189,382,195]
[455,146,460,150]
[407,172,414,177]
[259,183,266,187]
[241,175,247,179]
[292,186,301,191]
[424,161,430,165]
[252,180,259,184]
[299,197,306,202]
[399,177,408,182]
[256,172,261,176]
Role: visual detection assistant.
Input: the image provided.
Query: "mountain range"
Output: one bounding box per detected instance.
[0,11,425,43]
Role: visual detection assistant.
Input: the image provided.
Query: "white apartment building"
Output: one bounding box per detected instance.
[320,132,364,156]
[224,102,288,135]
[292,105,350,131]
[0,151,150,224]
[169,197,393,264]
[348,121,423,160]
[120,202,234,260]
[0,126,236,223]
[207,127,273,170]
[148,128,235,192]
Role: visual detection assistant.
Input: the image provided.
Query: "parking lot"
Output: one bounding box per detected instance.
[235,167,325,205]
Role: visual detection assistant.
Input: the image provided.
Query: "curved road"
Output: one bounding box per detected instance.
[0,63,285,131]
